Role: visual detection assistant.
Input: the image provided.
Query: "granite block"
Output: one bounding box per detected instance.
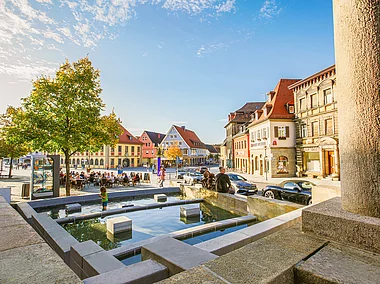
[0,223,44,252]
[83,260,169,284]
[141,237,217,276]
[154,194,167,202]
[157,266,225,284]
[65,203,82,213]
[107,216,132,234]
[83,250,125,277]
[180,205,200,217]
[70,240,103,268]
[295,243,380,284]
[302,197,380,253]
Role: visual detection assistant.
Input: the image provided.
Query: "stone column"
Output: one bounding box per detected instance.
[333,0,380,217]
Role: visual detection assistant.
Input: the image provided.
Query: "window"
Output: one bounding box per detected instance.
[257,130,261,140]
[301,124,308,138]
[255,156,258,170]
[311,121,319,137]
[310,94,318,108]
[146,151,149,154]
[251,132,256,142]
[288,105,295,114]
[244,140,246,149]
[283,182,297,190]
[277,156,289,174]
[151,150,154,155]
[118,146,122,152]
[100,159,104,166]
[111,147,115,153]
[325,119,333,135]
[179,142,182,145]
[90,159,93,165]
[274,126,289,139]
[299,98,306,111]
[324,89,333,105]
[137,147,140,152]
[263,128,267,139]
[183,149,188,155]
[95,159,99,166]
[118,158,121,166]
[110,159,114,166]
[131,146,135,153]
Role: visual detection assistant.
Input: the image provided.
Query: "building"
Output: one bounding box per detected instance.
[205,144,219,164]
[222,102,265,169]
[289,65,339,179]
[232,123,250,173]
[247,79,300,178]
[68,124,143,169]
[160,125,208,166]
[139,131,165,165]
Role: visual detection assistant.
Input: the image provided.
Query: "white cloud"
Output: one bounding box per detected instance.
[259,0,282,19]
[0,0,238,81]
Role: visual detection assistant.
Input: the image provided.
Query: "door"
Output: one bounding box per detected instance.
[260,160,263,175]
[327,151,334,175]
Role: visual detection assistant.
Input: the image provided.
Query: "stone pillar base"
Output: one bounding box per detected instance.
[302,197,380,253]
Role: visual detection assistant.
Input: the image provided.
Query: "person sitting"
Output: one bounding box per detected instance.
[122,173,130,186]
[132,174,140,186]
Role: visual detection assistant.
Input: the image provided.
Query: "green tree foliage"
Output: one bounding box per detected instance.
[10,57,121,195]
[164,145,183,161]
[0,107,31,178]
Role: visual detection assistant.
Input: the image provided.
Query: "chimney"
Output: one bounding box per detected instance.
[181,126,185,130]
[157,134,160,139]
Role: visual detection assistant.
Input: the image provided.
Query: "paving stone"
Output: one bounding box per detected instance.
[83,250,125,277]
[71,240,103,268]
[295,243,380,284]
[157,266,226,284]
[0,223,44,252]
[141,237,217,276]
[203,224,326,284]
[83,259,169,284]
[0,243,81,284]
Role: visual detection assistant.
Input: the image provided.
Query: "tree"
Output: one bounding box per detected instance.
[9,57,121,196]
[0,107,30,178]
[164,145,183,162]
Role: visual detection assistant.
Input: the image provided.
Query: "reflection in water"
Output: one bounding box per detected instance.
[62,202,240,250]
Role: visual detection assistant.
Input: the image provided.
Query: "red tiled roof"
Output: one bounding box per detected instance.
[249,79,300,127]
[118,124,143,145]
[174,125,206,149]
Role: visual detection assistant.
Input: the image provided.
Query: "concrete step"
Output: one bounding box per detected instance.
[295,243,380,284]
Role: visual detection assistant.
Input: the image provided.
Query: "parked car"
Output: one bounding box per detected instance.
[183,172,203,185]
[262,180,315,205]
[226,173,258,195]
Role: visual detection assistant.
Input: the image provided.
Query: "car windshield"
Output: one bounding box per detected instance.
[298,182,313,190]
[228,174,246,181]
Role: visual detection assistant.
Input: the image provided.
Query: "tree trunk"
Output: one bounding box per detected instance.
[65,153,71,196]
[333,0,380,217]
[8,157,12,179]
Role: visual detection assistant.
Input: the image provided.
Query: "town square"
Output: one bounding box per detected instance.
[0,1,379,283]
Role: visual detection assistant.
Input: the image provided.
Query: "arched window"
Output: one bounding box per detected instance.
[95,159,99,166]
[77,158,80,164]
[277,156,289,173]
[72,159,75,164]
[90,159,93,165]
[100,159,104,166]
[255,156,258,170]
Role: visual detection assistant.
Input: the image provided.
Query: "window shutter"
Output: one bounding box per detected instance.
[274,126,279,138]
[286,126,290,138]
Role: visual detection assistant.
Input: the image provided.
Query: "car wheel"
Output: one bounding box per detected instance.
[264,190,275,199]
[308,198,312,205]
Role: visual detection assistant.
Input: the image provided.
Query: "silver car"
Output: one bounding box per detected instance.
[183,172,203,185]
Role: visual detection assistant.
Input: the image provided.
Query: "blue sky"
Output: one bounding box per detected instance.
[0,0,335,144]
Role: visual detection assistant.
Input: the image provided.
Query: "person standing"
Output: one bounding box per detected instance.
[99,186,108,211]
[215,167,232,193]
[158,166,166,187]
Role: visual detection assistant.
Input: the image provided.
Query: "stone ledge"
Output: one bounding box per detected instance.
[141,237,217,276]
[302,197,380,253]
[83,259,169,284]
[295,243,380,284]
[83,250,125,277]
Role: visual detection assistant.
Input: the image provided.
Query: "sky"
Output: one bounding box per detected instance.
[0,0,335,144]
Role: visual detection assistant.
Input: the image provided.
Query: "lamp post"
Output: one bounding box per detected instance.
[263,138,268,181]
